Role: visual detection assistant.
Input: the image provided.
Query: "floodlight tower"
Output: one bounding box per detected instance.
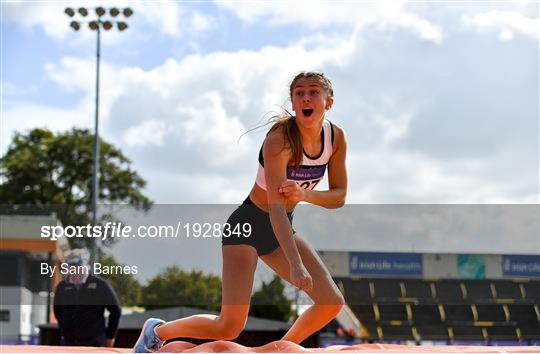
[65,7,133,264]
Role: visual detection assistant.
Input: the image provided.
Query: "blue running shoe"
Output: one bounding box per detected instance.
[133,318,165,353]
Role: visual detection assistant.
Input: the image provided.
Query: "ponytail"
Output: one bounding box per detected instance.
[267,112,303,170]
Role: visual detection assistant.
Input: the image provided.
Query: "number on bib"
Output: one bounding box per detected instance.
[298,179,321,190]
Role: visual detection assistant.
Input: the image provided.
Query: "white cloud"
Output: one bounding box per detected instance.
[296,203,540,255]
[499,29,514,41]
[347,149,538,204]
[217,0,442,43]
[216,1,398,27]
[380,11,443,44]
[190,11,214,32]
[175,92,249,167]
[123,120,168,148]
[2,1,68,39]
[1,82,39,98]
[44,57,127,124]
[45,57,95,92]
[462,10,540,41]
[354,94,420,147]
[2,103,92,154]
[137,0,184,37]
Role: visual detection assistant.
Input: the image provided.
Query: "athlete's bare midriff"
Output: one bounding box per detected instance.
[249,183,297,213]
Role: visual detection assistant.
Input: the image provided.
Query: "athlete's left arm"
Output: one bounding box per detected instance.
[303,124,348,208]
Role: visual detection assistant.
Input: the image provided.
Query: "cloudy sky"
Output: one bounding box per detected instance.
[2,1,539,283]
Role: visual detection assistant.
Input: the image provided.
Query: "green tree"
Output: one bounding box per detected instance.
[249,275,293,322]
[142,267,222,311]
[98,254,142,306]
[0,128,152,248]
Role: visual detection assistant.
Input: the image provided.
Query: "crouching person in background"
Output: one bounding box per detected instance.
[53,249,121,347]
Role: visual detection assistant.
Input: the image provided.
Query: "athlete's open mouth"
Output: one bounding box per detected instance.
[302,108,314,117]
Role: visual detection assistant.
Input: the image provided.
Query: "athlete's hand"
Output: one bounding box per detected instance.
[279,181,305,204]
[290,262,313,292]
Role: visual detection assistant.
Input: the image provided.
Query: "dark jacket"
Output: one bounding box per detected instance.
[53,274,121,341]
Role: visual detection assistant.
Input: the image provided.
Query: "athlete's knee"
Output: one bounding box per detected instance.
[328,297,345,314]
[334,299,345,314]
[322,302,345,319]
[217,316,247,340]
[315,291,345,314]
[219,322,245,340]
[335,292,346,312]
[315,285,345,304]
[335,292,346,307]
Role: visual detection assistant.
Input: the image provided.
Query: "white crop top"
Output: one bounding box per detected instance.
[256,119,335,191]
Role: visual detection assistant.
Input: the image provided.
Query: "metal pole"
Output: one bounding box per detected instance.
[91,22,101,265]
[46,251,52,323]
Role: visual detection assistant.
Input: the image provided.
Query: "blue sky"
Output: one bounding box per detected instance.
[2,2,539,279]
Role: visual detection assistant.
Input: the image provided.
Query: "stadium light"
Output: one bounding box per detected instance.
[102,21,113,30]
[96,7,106,17]
[69,21,80,31]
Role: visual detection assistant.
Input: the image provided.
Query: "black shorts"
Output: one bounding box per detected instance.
[221,196,294,256]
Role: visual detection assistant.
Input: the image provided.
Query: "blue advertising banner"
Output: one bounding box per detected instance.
[502,255,540,278]
[349,252,422,276]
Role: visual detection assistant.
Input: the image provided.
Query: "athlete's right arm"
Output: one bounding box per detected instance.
[264,130,312,291]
